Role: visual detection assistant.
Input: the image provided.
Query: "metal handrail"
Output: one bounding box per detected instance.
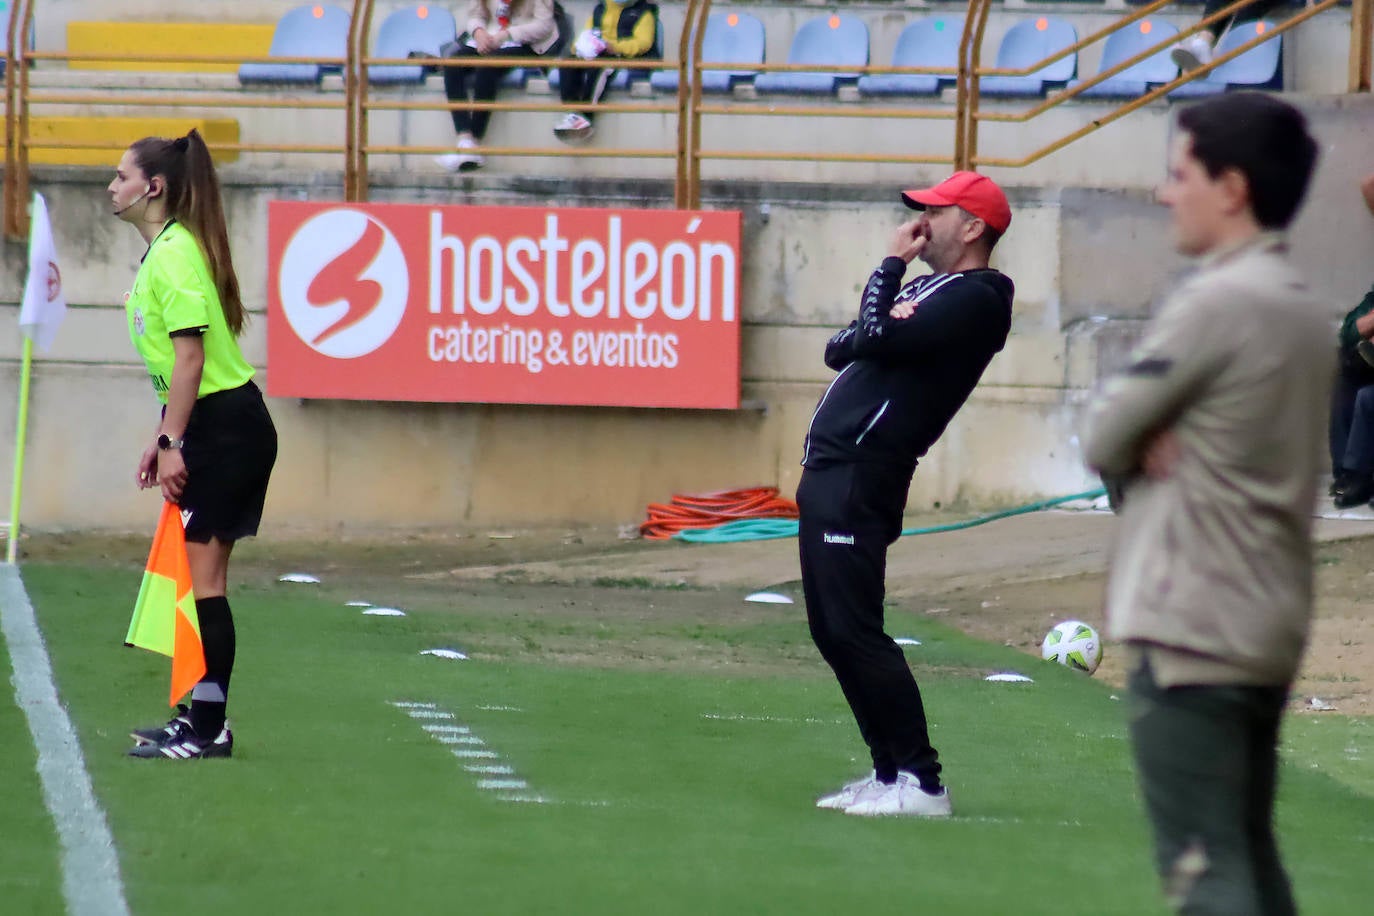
[2,0,1369,238]
[967,0,1354,170]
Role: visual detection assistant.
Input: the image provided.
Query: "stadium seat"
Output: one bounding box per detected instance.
[857,16,961,98]
[1,0,35,76]
[979,17,1077,98]
[753,14,868,96]
[369,4,458,85]
[1069,19,1178,99]
[649,11,765,94]
[238,4,350,85]
[1168,20,1282,98]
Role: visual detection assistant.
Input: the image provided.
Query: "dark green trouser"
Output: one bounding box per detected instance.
[1127,659,1296,916]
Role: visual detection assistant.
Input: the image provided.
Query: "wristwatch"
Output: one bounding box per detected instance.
[157,434,184,450]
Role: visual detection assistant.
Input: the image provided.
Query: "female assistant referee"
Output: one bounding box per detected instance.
[110,129,278,760]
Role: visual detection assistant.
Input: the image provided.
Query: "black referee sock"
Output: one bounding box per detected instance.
[189,596,236,740]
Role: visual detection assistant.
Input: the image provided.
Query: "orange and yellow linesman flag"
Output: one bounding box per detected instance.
[125,501,205,706]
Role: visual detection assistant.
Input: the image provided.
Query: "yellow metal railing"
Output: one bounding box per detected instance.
[964,0,1354,169]
[4,0,1370,235]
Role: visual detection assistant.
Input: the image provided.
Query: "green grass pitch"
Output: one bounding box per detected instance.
[3,559,1371,915]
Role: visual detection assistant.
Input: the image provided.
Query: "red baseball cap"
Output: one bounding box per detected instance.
[901,171,1012,234]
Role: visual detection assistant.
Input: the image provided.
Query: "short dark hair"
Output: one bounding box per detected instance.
[957,207,1003,256]
[1175,93,1318,230]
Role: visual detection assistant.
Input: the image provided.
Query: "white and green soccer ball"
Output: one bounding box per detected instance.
[1041,620,1103,675]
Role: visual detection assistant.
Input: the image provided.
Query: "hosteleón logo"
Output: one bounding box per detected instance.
[278,209,409,358]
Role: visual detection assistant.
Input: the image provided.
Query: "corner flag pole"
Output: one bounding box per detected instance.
[6,336,35,565]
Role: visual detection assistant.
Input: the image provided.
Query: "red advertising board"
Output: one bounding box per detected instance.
[266,201,742,409]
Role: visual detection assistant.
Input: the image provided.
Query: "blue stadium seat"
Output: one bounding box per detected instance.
[1168,20,1282,98]
[238,4,350,85]
[1070,19,1178,99]
[1,0,34,76]
[649,11,765,94]
[369,4,458,85]
[979,17,1077,98]
[857,16,961,98]
[753,14,868,96]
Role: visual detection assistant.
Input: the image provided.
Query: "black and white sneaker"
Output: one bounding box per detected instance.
[130,704,192,745]
[127,719,233,760]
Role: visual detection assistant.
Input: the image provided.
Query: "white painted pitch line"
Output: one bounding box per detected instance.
[702,713,847,725]
[1,564,131,916]
[393,700,542,802]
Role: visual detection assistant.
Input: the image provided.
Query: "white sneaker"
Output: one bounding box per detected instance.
[553,112,595,144]
[435,136,484,172]
[1170,33,1214,73]
[845,772,952,818]
[815,770,879,810]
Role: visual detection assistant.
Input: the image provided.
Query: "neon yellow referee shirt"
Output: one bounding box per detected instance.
[126,220,254,403]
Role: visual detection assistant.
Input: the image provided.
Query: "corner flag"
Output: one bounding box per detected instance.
[18,193,67,352]
[126,502,206,706]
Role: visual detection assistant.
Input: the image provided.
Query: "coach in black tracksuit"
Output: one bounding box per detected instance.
[801,172,1014,818]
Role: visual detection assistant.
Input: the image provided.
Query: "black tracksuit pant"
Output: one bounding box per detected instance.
[797,463,941,788]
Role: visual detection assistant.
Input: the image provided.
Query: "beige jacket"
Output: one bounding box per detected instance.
[1081,233,1333,687]
[465,0,560,55]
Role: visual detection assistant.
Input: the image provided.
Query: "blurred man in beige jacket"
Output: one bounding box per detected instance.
[1082,93,1326,916]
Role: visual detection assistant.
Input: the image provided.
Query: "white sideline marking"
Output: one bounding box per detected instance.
[702,713,847,725]
[1,564,130,916]
[393,700,541,802]
[500,794,554,804]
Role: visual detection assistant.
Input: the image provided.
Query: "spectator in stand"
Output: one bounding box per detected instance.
[436,0,561,172]
[552,0,659,144]
[1171,0,1287,73]
[1327,172,1374,508]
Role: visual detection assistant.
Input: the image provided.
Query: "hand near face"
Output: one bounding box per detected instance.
[888,218,928,264]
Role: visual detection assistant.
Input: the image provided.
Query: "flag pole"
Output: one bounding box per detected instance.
[6,336,35,564]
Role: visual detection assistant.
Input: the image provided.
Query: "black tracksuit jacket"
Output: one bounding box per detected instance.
[802,256,1015,474]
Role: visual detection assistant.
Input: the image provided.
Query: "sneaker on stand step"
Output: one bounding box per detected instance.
[436,136,484,172]
[845,772,952,817]
[1170,33,1214,73]
[553,113,595,144]
[815,771,879,810]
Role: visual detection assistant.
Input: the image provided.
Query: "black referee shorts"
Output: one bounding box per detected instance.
[178,381,278,544]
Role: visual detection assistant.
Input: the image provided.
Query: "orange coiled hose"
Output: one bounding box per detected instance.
[639,486,800,540]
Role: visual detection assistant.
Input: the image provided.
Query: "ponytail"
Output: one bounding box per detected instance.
[128,129,246,335]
